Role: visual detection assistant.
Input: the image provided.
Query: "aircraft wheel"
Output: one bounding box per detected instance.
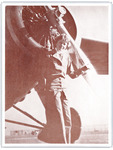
[70,107,81,143]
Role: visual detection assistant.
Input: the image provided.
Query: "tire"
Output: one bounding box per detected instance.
[70,107,81,143]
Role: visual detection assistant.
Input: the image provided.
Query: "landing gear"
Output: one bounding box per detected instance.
[38,107,81,143]
[70,107,81,143]
[5,106,81,143]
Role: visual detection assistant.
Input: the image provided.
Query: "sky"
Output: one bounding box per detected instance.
[67,5,109,43]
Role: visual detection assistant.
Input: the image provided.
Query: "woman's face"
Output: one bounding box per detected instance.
[56,40,68,51]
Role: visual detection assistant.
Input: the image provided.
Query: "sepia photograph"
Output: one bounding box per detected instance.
[1,2,112,147]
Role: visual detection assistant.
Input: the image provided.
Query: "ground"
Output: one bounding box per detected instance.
[5,130,108,145]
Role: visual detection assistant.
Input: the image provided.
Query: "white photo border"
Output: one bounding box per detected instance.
[1,1,113,148]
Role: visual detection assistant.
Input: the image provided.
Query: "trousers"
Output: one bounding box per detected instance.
[45,89,71,143]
